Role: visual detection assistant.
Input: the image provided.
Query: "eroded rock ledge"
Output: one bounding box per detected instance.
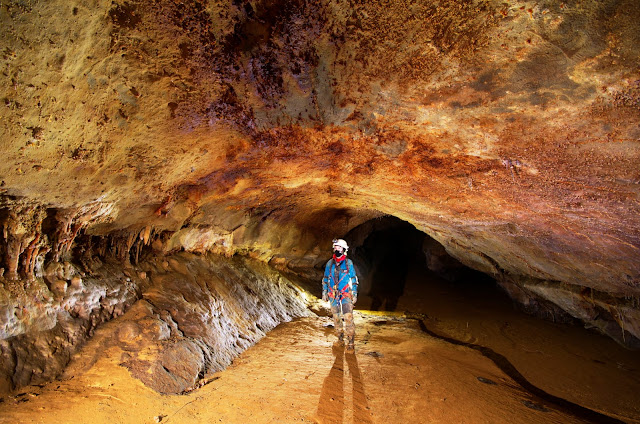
[1,195,639,395]
[0,211,310,394]
[66,252,310,394]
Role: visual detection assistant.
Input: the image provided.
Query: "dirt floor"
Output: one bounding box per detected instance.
[1,266,639,424]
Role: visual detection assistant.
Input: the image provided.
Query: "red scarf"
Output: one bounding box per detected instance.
[333,254,346,263]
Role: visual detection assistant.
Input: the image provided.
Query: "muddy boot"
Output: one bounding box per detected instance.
[346,335,355,353]
[334,332,344,346]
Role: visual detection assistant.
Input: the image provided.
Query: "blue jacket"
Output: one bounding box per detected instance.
[322,258,358,306]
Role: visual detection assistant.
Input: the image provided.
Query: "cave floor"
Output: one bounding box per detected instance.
[0,314,589,424]
[1,268,640,424]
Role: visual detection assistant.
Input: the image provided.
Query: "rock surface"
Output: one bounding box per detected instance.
[0,257,147,393]
[0,0,639,389]
[113,252,309,394]
[0,250,309,394]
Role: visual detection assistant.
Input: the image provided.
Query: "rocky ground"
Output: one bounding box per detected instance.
[0,252,310,394]
[1,266,638,424]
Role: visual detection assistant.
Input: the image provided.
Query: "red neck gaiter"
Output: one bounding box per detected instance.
[333,254,346,263]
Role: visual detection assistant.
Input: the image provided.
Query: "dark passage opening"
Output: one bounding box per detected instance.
[337,215,638,424]
[345,215,496,312]
[350,218,421,311]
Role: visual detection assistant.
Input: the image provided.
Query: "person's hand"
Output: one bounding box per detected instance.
[352,295,357,305]
[322,292,328,302]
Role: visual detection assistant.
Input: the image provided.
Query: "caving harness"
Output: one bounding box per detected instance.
[326,255,356,304]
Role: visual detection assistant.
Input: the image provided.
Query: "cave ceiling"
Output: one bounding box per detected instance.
[0,0,639,294]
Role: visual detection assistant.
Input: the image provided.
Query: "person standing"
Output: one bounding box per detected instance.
[322,239,359,352]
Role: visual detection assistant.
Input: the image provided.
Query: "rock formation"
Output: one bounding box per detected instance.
[0,0,639,392]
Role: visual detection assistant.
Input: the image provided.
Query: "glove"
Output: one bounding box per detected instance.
[352,295,357,305]
[322,292,328,302]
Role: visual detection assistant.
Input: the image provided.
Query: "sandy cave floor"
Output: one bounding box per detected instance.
[1,269,640,424]
[0,314,590,424]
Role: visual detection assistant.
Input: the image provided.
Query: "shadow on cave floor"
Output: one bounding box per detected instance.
[294,215,640,422]
[331,215,638,422]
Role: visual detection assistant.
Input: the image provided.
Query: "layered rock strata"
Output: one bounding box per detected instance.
[64,252,310,394]
[0,254,147,393]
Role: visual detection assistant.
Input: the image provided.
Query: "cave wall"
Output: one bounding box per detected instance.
[0,0,639,389]
[95,252,310,394]
[0,252,148,393]
[0,245,310,394]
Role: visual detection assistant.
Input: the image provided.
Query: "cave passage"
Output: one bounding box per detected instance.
[352,218,421,312]
[1,223,639,423]
[320,216,640,423]
[0,0,639,421]
[345,215,498,314]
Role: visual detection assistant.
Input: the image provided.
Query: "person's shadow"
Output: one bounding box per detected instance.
[316,344,373,423]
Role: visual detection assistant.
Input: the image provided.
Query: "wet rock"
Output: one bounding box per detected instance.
[504,277,640,348]
[477,376,497,385]
[521,400,549,413]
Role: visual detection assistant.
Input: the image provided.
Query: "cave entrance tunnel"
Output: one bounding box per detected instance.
[335,215,499,314]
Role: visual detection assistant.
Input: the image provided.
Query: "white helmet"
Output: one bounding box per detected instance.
[332,238,349,252]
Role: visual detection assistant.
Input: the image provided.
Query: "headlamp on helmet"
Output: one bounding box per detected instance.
[332,238,349,253]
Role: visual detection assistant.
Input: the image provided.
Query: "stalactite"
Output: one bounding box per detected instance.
[140,225,152,245]
[53,211,74,262]
[2,205,46,280]
[104,228,149,265]
[126,226,153,265]
[34,252,46,278]
[134,240,142,265]
[6,237,24,280]
[99,238,107,258]
[122,232,136,263]
[62,223,82,258]
[53,202,115,262]
[23,233,41,280]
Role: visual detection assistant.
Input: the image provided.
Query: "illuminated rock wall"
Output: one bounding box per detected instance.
[0,249,309,394]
